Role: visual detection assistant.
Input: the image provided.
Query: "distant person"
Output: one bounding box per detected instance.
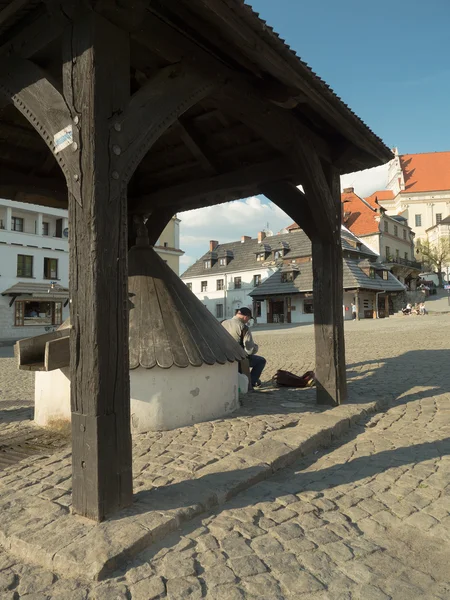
[419,302,427,315]
[351,302,357,320]
[221,307,266,388]
[402,303,412,315]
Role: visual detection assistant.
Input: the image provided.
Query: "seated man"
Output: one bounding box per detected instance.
[221,307,266,388]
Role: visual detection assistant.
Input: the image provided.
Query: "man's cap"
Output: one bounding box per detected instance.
[238,307,252,318]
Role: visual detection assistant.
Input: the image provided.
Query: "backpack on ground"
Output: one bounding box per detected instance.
[273,369,315,388]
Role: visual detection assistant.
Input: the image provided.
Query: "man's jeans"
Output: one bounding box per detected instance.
[248,354,266,386]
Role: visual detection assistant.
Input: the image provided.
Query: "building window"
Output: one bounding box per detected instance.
[255,301,262,318]
[253,274,261,287]
[12,216,24,232]
[395,249,400,258]
[164,242,168,247]
[201,281,207,292]
[44,257,58,279]
[219,257,226,266]
[216,279,224,291]
[17,255,33,277]
[186,283,192,290]
[14,300,62,327]
[384,221,388,233]
[216,304,224,319]
[369,268,375,279]
[403,229,407,240]
[404,252,408,260]
[256,253,265,262]
[415,214,422,227]
[42,222,49,236]
[436,213,442,225]
[234,277,241,289]
[303,300,314,314]
[382,270,389,280]
[274,250,282,259]
[385,246,390,260]
[281,271,295,283]
[394,225,398,236]
[204,260,211,269]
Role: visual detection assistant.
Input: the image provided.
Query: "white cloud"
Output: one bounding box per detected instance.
[341,163,390,198]
[178,164,391,272]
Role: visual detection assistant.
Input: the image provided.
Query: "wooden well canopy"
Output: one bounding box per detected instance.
[0,0,392,521]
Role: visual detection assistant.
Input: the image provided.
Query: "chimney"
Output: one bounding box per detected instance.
[257,231,266,243]
[343,187,354,194]
[241,236,251,243]
[209,240,219,251]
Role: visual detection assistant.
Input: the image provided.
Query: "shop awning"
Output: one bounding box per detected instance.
[1,282,69,301]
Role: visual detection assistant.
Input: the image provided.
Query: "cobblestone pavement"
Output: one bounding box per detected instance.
[0,315,449,597]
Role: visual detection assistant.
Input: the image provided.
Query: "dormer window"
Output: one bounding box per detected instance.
[274,250,282,260]
[204,260,211,269]
[219,257,226,266]
[369,268,376,279]
[382,270,389,280]
[256,253,265,262]
[281,271,295,283]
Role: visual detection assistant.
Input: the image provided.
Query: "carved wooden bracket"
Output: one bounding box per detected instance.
[112,64,222,185]
[0,55,82,203]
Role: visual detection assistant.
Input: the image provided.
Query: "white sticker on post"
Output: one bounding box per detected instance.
[54,125,73,154]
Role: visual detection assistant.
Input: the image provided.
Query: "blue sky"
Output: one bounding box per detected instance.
[179,0,450,271]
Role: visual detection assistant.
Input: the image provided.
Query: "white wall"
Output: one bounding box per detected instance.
[184,265,277,320]
[35,362,239,432]
[382,193,450,241]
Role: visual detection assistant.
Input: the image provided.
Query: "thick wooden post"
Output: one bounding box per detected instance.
[355,290,360,321]
[63,9,132,521]
[311,165,346,405]
[384,294,390,318]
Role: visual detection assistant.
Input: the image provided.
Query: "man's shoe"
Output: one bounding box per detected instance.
[253,379,262,388]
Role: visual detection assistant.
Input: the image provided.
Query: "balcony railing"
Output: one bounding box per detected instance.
[385,256,422,269]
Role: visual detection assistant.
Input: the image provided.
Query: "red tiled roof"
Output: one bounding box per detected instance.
[400,151,450,193]
[365,190,394,208]
[341,191,379,237]
[286,222,301,231]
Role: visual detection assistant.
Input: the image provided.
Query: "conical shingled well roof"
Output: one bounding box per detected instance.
[128,244,246,370]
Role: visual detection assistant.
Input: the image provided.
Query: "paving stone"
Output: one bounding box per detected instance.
[129,576,166,600]
[262,552,301,574]
[277,569,325,595]
[18,571,54,595]
[166,576,202,599]
[250,534,284,556]
[269,521,303,542]
[220,536,252,557]
[306,527,341,546]
[229,554,267,578]
[322,541,354,563]
[209,585,245,600]
[160,553,196,578]
[89,583,129,599]
[358,584,391,600]
[201,565,236,588]
[0,569,16,591]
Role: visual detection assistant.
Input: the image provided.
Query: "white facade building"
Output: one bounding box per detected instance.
[0,199,69,341]
[380,149,450,242]
[181,233,279,322]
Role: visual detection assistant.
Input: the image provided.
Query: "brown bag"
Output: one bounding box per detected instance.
[273,369,315,388]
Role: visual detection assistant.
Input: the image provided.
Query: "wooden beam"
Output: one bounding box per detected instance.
[128,12,333,164]
[178,0,391,164]
[132,158,296,213]
[0,7,65,59]
[15,328,70,368]
[262,181,317,241]
[45,336,70,371]
[145,209,175,246]
[112,64,221,184]
[0,0,30,28]
[62,8,132,521]
[176,119,218,175]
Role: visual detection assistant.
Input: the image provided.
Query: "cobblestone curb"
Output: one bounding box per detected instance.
[0,395,387,581]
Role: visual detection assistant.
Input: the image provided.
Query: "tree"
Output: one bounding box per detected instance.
[417,238,450,287]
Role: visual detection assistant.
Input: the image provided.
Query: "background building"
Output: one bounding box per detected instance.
[153,215,184,275]
[0,199,69,341]
[342,187,421,289]
[182,227,405,323]
[378,149,450,241]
